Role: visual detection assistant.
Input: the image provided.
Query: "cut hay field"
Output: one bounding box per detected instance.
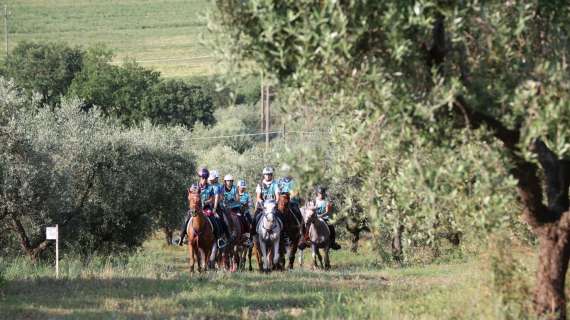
[2,0,215,78]
[0,237,535,320]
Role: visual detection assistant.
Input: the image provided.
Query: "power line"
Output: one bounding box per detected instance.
[188,130,324,141]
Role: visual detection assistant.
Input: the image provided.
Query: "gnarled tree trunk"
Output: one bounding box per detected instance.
[534,216,570,319]
[425,12,570,318]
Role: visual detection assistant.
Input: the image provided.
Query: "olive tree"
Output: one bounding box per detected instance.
[0,95,195,259]
[213,0,570,317]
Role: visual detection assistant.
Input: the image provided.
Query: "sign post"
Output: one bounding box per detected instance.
[46,225,59,278]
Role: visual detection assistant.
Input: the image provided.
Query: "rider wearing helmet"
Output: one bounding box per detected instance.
[209,170,233,246]
[253,166,281,233]
[256,166,280,206]
[178,167,217,246]
[237,180,253,225]
[222,174,238,208]
[278,167,305,237]
[314,186,341,250]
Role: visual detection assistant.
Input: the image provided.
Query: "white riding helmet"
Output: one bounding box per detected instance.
[238,180,247,188]
[208,170,219,181]
[262,166,274,175]
[224,174,234,181]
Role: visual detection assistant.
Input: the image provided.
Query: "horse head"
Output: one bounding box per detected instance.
[187,184,202,216]
[278,192,290,212]
[303,201,318,224]
[262,200,278,230]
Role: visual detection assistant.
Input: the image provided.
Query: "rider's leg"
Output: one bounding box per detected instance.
[252,208,263,235]
[328,223,341,250]
[177,212,191,246]
[207,216,221,238]
[217,207,233,241]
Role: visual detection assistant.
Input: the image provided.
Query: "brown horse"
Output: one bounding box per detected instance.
[186,188,215,273]
[277,193,302,269]
[227,207,249,272]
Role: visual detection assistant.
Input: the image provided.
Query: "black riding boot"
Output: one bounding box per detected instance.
[252,209,262,236]
[217,210,234,243]
[178,215,191,246]
[329,224,341,250]
[244,211,253,232]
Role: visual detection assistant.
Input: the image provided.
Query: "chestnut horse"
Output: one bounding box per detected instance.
[186,188,215,272]
[277,193,302,269]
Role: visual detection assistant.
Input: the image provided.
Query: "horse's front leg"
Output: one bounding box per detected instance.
[247,247,253,271]
[198,247,206,272]
[209,243,218,270]
[316,246,324,269]
[189,246,196,273]
[259,241,268,272]
[272,238,281,270]
[299,248,304,268]
[288,241,298,270]
[311,243,320,269]
[324,246,331,270]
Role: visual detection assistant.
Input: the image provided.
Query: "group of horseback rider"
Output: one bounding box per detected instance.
[177,166,341,250]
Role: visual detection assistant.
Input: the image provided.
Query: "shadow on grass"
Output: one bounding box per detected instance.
[0,271,370,319]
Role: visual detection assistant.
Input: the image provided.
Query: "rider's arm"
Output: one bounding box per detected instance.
[274,184,280,200]
[213,186,221,210]
[255,185,262,210]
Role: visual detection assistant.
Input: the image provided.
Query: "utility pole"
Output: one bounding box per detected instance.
[265,85,270,153]
[260,74,264,132]
[4,5,8,58]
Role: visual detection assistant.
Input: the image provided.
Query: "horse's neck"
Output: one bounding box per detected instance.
[191,208,206,225]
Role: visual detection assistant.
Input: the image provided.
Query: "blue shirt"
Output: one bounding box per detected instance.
[198,182,214,208]
[316,199,330,220]
[223,185,238,204]
[210,182,223,196]
[256,180,280,201]
[279,177,299,204]
[239,191,252,208]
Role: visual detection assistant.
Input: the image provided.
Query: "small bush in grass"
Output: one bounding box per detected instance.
[488,234,531,319]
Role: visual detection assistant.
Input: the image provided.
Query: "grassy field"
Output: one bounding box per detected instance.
[0,236,537,320]
[3,0,215,78]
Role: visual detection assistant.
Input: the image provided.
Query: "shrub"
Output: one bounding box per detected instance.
[0,92,195,259]
[3,41,83,106]
[141,79,215,129]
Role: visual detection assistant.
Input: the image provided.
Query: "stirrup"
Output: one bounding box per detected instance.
[217,238,228,249]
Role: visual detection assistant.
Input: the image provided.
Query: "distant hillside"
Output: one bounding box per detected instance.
[2,0,215,78]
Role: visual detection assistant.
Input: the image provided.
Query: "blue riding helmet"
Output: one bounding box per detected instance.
[198,167,209,179]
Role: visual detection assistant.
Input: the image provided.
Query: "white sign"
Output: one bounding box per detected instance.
[46,225,59,278]
[46,226,58,240]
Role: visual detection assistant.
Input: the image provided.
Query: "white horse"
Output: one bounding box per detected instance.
[255,200,283,272]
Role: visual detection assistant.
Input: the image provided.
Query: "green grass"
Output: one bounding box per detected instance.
[3,0,216,78]
[0,237,528,319]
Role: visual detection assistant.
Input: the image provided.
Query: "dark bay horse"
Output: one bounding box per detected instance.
[223,204,246,272]
[277,193,302,269]
[187,188,215,272]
